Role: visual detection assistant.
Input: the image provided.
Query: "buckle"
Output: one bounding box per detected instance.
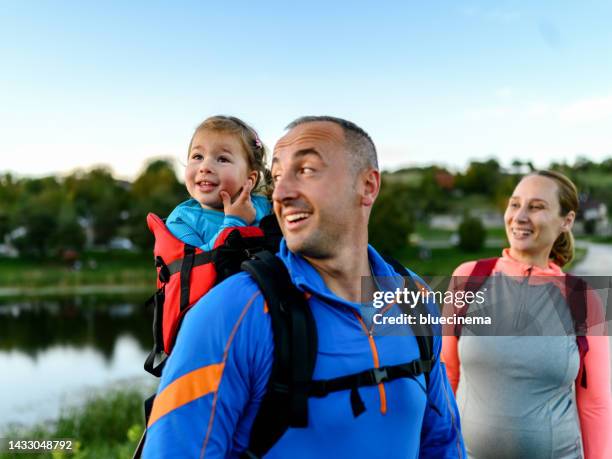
[372,367,388,384]
[409,360,424,375]
[244,246,263,258]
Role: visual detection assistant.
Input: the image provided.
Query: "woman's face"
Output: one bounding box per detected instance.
[504,175,573,262]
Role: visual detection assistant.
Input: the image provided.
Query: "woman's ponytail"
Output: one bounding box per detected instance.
[550,231,574,268]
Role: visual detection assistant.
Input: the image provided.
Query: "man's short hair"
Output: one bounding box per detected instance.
[285,116,378,173]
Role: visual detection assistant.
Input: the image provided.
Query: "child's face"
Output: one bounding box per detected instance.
[186,129,253,210]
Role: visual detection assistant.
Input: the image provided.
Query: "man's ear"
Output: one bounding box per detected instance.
[359,168,380,207]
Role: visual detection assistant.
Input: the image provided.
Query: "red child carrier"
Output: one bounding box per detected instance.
[143,212,281,376]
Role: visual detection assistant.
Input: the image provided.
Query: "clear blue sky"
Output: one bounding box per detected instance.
[2,1,611,179]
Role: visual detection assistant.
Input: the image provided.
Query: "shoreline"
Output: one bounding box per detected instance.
[0,284,152,298]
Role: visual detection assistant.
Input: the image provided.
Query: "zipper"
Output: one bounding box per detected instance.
[514,266,533,330]
[352,310,388,415]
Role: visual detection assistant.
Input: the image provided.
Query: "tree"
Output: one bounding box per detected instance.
[65,167,129,245]
[50,204,86,254]
[455,160,501,195]
[415,167,453,214]
[458,215,486,252]
[127,159,186,250]
[369,182,414,256]
[11,178,64,257]
[0,173,19,241]
[493,175,520,212]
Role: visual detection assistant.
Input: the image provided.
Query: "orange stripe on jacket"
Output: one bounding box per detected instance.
[200,291,263,458]
[148,362,225,428]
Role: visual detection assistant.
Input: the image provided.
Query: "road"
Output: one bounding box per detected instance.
[571,241,612,276]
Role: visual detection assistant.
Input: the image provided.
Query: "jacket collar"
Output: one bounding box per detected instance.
[277,240,401,311]
[499,248,564,276]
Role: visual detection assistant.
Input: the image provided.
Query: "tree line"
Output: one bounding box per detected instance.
[0,160,186,258]
[1,157,611,258]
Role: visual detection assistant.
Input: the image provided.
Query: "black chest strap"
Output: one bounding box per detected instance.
[310,359,434,417]
[240,252,435,459]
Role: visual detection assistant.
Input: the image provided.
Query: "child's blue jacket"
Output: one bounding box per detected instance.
[166,195,271,251]
[143,240,465,458]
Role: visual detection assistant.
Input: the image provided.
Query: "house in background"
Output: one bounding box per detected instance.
[576,194,609,235]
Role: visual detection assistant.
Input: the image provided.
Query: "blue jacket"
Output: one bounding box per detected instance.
[165,195,271,251]
[143,241,465,458]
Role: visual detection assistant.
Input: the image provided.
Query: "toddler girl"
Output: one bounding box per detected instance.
[166,116,271,250]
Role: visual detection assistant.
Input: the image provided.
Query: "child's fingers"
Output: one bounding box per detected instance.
[220,191,232,210]
[237,179,253,203]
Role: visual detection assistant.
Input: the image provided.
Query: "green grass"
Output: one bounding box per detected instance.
[413,224,506,243]
[393,244,505,277]
[486,227,507,239]
[0,250,154,288]
[566,247,587,271]
[392,242,588,277]
[1,231,598,289]
[576,234,612,244]
[413,223,454,241]
[1,387,150,459]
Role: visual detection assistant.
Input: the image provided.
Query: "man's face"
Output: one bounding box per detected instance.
[271,122,358,258]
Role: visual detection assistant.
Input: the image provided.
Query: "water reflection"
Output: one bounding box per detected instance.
[0,293,155,428]
[0,294,151,359]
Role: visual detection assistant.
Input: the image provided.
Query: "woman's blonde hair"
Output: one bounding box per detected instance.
[188,115,272,197]
[531,170,579,267]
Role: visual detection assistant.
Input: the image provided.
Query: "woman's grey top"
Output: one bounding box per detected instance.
[457,274,582,459]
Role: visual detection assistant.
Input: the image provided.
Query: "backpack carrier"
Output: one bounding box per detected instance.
[135,217,435,458]
[453,257,590,388]
[239,252,435,459]
[143,212,282,376]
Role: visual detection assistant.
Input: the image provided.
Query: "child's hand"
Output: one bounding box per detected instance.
[220,179,256,225]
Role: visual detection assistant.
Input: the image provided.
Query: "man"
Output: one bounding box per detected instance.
[142,116,465,458]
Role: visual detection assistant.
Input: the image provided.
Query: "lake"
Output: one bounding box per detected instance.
[0,291,157,430]
[2,287,610,431]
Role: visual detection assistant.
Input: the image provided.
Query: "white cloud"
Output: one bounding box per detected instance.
[460,6,522,24]
[464,105,515,121]
[525,102,551,118]
[463,93,612,124]
[558,95,612,124]
[495,87,516,99]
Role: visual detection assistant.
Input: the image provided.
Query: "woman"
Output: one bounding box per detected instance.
[442,170,611,459]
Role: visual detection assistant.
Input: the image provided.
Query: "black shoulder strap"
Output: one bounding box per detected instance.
[241,251,317,459]
[382,255,434,372]
[241,253,435,458]
[258,214,283,253]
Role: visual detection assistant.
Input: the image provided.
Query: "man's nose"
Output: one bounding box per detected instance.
[272,173,298,203]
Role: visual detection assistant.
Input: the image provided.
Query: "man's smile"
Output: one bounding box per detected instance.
[282,210,312,230]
